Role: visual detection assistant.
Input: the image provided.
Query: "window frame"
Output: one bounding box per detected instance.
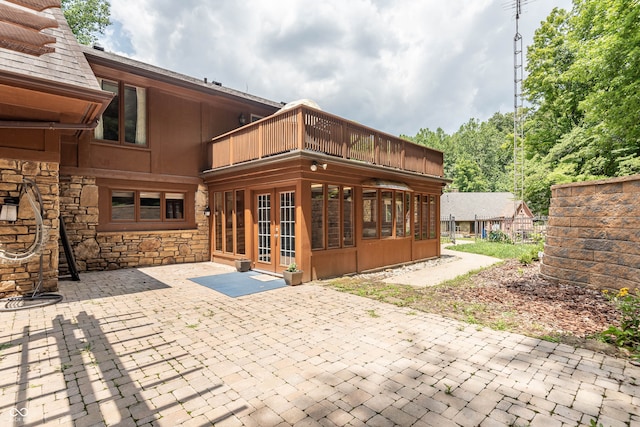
[95,77,148,147]
[98,181,195,232]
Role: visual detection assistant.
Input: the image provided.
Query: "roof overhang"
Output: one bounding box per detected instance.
[0,67,113,129]
[201,150,451,186]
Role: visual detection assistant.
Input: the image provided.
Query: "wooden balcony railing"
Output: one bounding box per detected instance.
[209,105,444,177]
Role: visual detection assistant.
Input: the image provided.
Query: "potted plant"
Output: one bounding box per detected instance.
[283,262,303,286]
[235,258,252,272]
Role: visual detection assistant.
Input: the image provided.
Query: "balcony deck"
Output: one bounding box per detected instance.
[209,105,444,177]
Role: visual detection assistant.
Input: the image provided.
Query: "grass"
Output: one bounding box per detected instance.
[447,241,542,260]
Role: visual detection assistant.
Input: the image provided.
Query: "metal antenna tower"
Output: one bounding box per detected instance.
[510,0,527,241]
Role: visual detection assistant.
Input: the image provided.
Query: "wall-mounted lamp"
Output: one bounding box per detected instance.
[310,161,327,172]
[204,206,211,217]
[0,196,19,222]
[238,113,247,126]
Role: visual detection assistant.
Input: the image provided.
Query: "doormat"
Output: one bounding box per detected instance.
[188,271,286,298]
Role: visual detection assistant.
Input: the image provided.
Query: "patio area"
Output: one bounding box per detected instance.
[1,261,639,426]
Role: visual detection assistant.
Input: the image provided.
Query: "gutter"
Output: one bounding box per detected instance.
[0,120,98,130]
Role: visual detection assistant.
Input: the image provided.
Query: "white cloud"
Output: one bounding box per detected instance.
[99,0,572,136]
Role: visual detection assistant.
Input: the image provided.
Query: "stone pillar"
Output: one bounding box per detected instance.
[0,159,59,296]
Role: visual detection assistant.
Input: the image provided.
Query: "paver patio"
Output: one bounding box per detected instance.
[1,261,639,426]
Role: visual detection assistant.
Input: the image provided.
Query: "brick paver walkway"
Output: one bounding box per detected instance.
[1,262,639,426]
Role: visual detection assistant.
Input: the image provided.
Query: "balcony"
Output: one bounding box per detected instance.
[208,105,444,177]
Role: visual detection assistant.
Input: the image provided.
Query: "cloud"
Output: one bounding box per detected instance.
[99,0,572,136]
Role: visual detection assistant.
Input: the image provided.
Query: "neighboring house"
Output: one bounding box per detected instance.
[440,192,534,238]
[1,1,448,294]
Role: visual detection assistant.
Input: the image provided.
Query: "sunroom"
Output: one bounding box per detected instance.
[202,103,448,282]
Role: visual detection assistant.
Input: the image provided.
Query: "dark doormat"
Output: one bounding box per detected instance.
[188,271,286,297]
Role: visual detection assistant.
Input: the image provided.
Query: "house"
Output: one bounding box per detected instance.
[1,1,448,294]
[440,192,534,238]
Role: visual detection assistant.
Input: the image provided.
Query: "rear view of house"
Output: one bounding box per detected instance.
[1,1,448,294]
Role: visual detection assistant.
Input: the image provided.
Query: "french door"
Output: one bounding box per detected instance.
[254,188,296,273]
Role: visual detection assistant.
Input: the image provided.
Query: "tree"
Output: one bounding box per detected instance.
[524,0,640,178]
[61,0,111,45]
[452,158,488,192]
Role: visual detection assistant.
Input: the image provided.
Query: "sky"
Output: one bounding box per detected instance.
[98,0,573,137]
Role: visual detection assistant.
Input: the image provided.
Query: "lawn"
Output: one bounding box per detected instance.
[446,241,542,260]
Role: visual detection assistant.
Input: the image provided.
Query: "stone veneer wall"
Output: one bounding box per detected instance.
[541,175,640,291]
[59,175,209,273]
[1,159,59,296]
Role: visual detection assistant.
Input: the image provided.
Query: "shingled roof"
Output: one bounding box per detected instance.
[0,2,100,91]
[0,1,113,127]
[441,192,529,221]
[81,45,283,109]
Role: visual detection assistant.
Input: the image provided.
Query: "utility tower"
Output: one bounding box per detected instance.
[512,0,526,241]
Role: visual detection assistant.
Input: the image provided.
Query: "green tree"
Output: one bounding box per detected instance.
[524,0,640,177]
[61,0,111,45]
[452,157,488,192]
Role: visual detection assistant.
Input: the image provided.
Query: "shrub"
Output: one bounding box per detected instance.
[488,230,511,243]
[601,287,640,360]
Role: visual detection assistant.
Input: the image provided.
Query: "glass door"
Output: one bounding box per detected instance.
[254,188,296,273]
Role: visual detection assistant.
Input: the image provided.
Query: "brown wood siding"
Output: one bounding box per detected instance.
[310,248,357,280]
[60,60,279,182]
[0,128,59,162]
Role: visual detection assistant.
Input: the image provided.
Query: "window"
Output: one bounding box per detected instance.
[414,195,421,239]
[214,192,223,252]
[414,193,438,241]
[110,190,186,222]
[311,184,355,250]
[404,193,411,236]
[311,184,324,250]
[140,192,160,220]
[395,192,404,237]
[95,78,147,146]
[430,195,437,238]
[327,185,340,248]
[213,190,247,256]
[381,191,393,237]
[166,193,184,220]
[421,195,429,240]
[343,187,354,247]
[112,191,134,221]
[362,189,378,239]
[224,191,234,253]
[236,190,245,255]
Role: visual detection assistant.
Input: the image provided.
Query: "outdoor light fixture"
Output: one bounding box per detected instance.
[0,196,19,222]
[238,113,246,126]
[204,206,211,217]
[310,161,327,172]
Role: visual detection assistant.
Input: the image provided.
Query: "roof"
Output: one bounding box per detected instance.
[81,45,284,109]
[0,3,100,91]
[440,192,528,221]
[0,2,113,127]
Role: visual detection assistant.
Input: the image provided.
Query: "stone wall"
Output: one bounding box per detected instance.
[541,175,640,291]
[59,176,209,273]
[1,159,59,296]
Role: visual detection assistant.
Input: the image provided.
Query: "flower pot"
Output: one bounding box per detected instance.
[235,259,252,272]
[283,270,303,286]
